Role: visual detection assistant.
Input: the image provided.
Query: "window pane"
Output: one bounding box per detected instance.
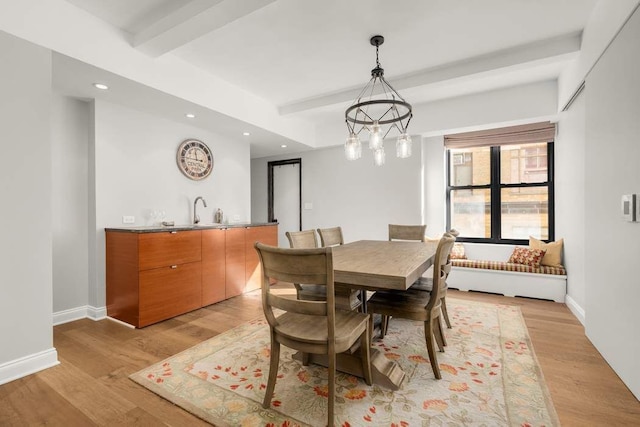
[500,142,548,184]
[450,189,491,238]
[449,147,491,186]
[501,187,549,239]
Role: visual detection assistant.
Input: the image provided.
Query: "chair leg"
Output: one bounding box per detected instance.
[328,351,336,427]
[302,352,310,366]
[369,313,375,341]
[361,323,373,386]
[263,331,280,408]
[433,317,446,352]
[381,315,390,337]
[424,320,441,379]
[441,295,452,329]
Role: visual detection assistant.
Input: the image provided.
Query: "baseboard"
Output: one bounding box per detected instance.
[565,294,585,325]
[53,305,107,326]
[0,348,59,386]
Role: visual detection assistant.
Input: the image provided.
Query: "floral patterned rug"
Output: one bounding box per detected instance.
[130,298,559,426]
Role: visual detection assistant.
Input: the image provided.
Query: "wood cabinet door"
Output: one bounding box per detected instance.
[138,261,202,327]
[202,229,226,306]
[245,225,278,292]
[138,230,201,270]
[224,227,246,298]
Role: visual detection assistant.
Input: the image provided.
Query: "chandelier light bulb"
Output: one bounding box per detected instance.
[373,148,386,166]
[369,121,383,150]
[344,133,362,161]
[396,133,412,158]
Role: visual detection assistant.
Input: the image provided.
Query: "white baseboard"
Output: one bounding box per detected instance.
[0,348,59,386]
[565,294,586,325]
[53,305,107,326]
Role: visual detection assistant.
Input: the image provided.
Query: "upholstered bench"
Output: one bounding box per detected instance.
[445,243,567,303]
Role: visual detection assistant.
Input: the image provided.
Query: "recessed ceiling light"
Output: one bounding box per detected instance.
[281,144,287,148]
[185,113,196,118]
[243,132,251,136]
[93,83,109,90]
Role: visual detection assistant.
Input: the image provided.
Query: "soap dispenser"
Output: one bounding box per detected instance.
[214,208,223,224]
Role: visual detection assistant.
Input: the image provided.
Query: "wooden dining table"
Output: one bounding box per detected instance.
[292,239,439,390]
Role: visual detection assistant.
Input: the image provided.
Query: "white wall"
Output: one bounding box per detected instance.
[554,90,586,322]
[252,140,423,242]
[0,31,58,383]
[423,136,446,236]
[583,6,640,399]
[51,94,90,314]
[89,99,251,308]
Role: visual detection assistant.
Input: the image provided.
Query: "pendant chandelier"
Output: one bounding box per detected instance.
[345,35,413,166]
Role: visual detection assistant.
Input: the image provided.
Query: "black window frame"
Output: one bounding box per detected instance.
[445,142,555,245]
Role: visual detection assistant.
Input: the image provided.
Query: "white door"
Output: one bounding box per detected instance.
[272,162,300,247]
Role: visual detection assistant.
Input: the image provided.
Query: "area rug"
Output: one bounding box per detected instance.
[130,298,559,426]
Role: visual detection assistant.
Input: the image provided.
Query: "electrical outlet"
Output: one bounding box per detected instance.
[233,214,240,222]
[122,215,135,224]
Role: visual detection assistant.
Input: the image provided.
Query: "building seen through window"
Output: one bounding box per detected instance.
[447,140,553,244]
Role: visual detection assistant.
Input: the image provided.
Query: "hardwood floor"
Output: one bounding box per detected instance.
[1,289,639,426]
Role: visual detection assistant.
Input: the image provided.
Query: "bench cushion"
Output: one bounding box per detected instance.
[451,259,566,276]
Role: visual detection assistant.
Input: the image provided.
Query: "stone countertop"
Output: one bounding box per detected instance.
[105,222,277,233]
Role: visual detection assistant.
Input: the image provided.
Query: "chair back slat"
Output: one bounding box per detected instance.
[267,293,328,316]
[388,224,427,242]
[317,227,344,247]
[286,229,318,249]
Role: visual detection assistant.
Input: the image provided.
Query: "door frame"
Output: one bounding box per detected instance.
[268,158,302,231]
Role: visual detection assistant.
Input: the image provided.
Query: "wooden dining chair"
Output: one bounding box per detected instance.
[287,229,361,311]
[411,229,460,329]
[285,230,325,301]
[366,233,456,379]
[388,224,427,242]
[317,226,364,310]
[255,243,372,427]
[379,224,428,331]
[317,226,344,247]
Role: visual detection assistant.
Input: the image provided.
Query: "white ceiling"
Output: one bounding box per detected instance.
[53,0,599,157]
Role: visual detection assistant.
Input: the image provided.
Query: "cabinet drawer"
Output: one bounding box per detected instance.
[138,261,202,327]
[139,230,201,270]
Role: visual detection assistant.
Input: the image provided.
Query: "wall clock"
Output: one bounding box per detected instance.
[176,139,214,180]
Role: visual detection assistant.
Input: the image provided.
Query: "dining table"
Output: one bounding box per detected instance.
[291,239,439,390]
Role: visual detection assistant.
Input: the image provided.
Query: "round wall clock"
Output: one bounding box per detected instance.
[176,139,214,180]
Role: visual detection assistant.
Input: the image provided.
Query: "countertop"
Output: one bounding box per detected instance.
[105,222,277,233]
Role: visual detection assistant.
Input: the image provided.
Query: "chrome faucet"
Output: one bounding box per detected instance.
[193,196,207,224]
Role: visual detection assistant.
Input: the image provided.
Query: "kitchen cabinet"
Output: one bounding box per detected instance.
[245,225,278,292]
[106,223,278,327]
[202,229,226,306]
[106,229,202,328]
[224,227,246,298]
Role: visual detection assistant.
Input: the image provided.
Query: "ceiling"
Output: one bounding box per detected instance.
[54,0,599,157]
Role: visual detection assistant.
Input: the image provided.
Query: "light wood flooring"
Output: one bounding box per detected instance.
[1,288,639,426]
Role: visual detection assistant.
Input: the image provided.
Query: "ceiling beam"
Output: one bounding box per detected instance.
[279,31,582,115]
[133,0,277,57]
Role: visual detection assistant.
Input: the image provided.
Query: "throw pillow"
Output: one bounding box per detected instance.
[529,236,564,267]
[508,247,546,267]
[450,242,467,259]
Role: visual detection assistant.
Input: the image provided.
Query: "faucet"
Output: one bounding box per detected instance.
[193,196,207,224]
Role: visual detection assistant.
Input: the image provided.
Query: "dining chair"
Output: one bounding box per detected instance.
[317,226,344,247]
[287,229,361,311]
[379,224,428,331]
[388,224,427,242]
[255,243,372,427]
[366,233,456,379]
[317,226,364,311]
[411,229,460,329]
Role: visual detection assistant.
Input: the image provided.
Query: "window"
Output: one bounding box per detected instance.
[445,123,555,244]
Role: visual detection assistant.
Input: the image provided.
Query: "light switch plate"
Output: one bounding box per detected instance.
[304,202,313,210]
[122,215,135,224]
[621,194,636,222]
